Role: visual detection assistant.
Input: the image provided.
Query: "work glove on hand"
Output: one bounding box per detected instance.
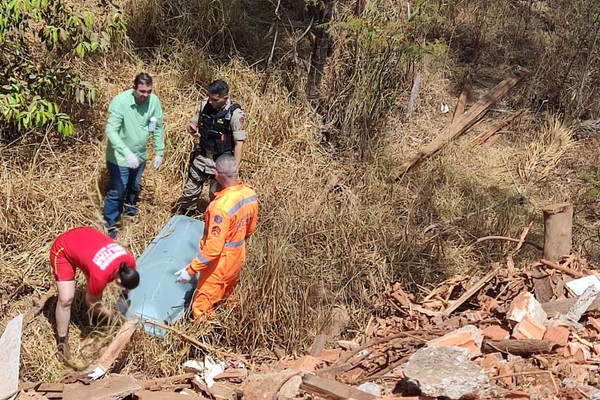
[87,365,107,380]
[154,155,163,169]
[175,267,192,283]
[126,153,140,169]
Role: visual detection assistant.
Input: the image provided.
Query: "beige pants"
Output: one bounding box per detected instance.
[181,151,219,211]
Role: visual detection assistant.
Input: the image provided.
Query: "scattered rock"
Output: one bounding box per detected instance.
[403,347,489,399]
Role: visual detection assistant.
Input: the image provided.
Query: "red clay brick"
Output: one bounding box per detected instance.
[427,325,482,357]
[543,320,570,346]
[481,325,510,340]
[506,292,547,326]
[512,315,546,340]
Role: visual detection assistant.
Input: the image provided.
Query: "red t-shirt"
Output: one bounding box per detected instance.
[52,227,136,295]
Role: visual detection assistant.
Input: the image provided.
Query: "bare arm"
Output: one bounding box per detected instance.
[234,140,244,166]
[85,291,112,318]
[188,121,200,138]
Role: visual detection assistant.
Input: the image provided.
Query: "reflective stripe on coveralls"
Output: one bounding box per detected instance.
[186,182,258,318]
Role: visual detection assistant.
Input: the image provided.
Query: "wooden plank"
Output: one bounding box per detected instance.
[469,109,526,146]
[135,390,207,400]
[214,369,249,381]
[543,294,600,315]
[443,267,499,315]
[394,68,528,178]
[36,383,64,393]
[63,375,140,400]
[0,314,23,400]
[482,339,556,356]
[139,373,195,390]
[451,75,471,124]
[13,391,50,400]
[300,374,376,400]
[88,318,137,374]
[23,288,56,329]
[41,393,62,400]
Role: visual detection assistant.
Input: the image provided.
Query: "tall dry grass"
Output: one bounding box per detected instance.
[0,0,591,383]
[438,0,600,119]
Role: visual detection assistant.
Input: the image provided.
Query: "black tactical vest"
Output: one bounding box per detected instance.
[199,102,241,155]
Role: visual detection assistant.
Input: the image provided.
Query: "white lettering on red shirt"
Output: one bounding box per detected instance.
[92,243,128,271]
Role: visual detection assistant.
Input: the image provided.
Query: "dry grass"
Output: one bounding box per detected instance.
[439,0,600,119]
[0,0,595,384]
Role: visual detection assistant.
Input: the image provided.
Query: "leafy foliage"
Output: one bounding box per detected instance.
[0,0,126,139]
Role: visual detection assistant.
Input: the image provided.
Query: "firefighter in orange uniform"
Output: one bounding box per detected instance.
[175,154,258,319]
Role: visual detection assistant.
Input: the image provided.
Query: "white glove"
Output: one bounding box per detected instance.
[154,155,163,169]
[125,153,140,169]
[175,268,192,283]
[87,365,107,380]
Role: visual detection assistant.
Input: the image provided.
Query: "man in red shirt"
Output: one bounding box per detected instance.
[49,227,139,362]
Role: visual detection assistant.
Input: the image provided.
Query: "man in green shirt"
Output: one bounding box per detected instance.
[103,73,165,238]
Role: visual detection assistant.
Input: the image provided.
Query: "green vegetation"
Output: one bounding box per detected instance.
[0,0,126,139]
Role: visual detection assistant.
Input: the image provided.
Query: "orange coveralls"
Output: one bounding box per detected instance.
[186,181,259,319]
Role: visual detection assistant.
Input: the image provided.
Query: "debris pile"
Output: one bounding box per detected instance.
[10,251,600,400]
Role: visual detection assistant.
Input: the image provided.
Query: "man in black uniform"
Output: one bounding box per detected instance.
[180,80,247,215]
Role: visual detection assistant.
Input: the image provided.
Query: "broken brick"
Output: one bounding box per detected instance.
[427,325,482,357]
[481,325,510,340]
[563,343,589,362]
[286,355,323,372]
[506,292,547,326]
[512,315,546,340]
[497,362,514,386]
[480,352,503,371]
[543,319,570,346]
[588,317,600,333]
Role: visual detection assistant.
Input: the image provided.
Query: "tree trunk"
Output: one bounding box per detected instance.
[542,203,573,262]
[306,0,334,101]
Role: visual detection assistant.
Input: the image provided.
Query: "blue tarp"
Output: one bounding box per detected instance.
[125,215,203,337]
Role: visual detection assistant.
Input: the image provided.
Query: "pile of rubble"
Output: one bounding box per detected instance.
[9,253,600,400]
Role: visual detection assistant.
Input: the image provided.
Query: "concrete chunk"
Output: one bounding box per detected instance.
[403,347,489,400]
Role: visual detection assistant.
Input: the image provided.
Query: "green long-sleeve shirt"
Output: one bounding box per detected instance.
[105,89,165,166]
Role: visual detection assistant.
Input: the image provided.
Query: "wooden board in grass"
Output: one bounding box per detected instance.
[86,318,138,375]
[394,68,528,178]
[300,374,377,400]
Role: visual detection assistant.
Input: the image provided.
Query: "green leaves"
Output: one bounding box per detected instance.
[0,0,127,139]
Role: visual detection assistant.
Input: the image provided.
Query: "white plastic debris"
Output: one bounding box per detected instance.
[184,356,227,388]
[183,359,203,374]
[204,356,227,387]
